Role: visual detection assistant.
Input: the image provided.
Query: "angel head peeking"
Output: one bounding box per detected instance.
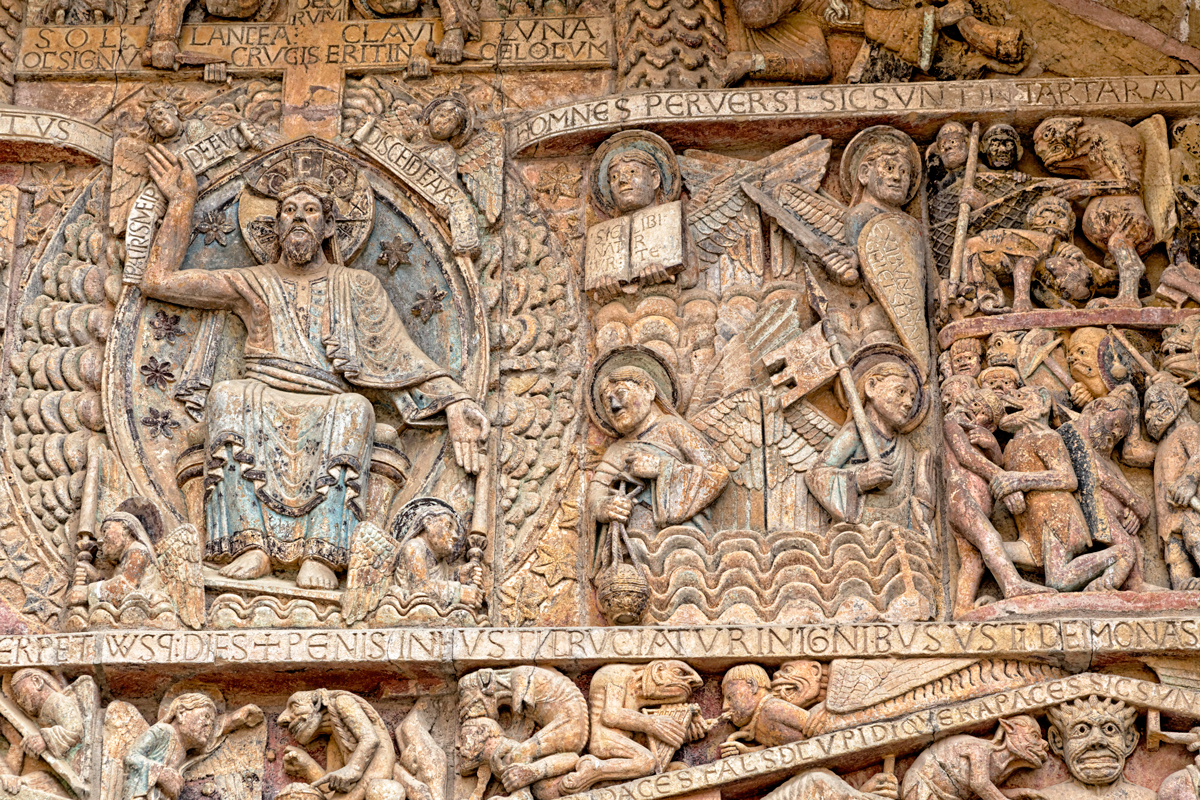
[423,96,470,144]
[145,100,183,142]
[608,150,664,216]
[391,498,482,609]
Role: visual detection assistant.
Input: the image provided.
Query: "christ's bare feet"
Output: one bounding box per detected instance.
[219,548,271,580]
[297,559,338,589]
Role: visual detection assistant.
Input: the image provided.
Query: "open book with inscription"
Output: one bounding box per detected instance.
[584,200,684,298]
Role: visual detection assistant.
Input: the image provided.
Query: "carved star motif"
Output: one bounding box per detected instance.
[21,573,60,622]
[0,538,36,585]
[29,166,75,208]
[378,235,414,273]
[498,575,548,627]
[411,289,446,324]
[536,163,579,204]
[148,311,184,344]
[530,541,574,587]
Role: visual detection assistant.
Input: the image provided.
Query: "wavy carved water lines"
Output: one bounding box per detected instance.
[630,522,939,624]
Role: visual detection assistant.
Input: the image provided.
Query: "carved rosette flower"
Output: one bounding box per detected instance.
[196,209,235,246]
[141,408,181,439]
[140,356,176,390]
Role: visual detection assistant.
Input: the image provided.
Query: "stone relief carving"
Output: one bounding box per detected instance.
[2,4,1200,800]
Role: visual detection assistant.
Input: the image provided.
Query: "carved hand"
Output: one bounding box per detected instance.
[599,494,633,524]
[989,471,1025,500]
[407,56,431,79]
[1003,492,1027,517]
[499,763,539,792]
[0,776,19,795]
[966,426,997,451]
[1068,382,1093,408]
[460,584,483,607]
[282,746,324,782]
[934,0,969,27]
[158,767,184,799]
[823,247,860,285]
[719,739,754,759]
[319,766,363,795]
[21,733,45,756]
[147,144,198,206]
[446,399,490,475]
[856,460,894,492]
[625,451,662,479]
[231,704,265,731]
[648,716,687,749]
[1175,477,1200,508]
[861,772,898,800]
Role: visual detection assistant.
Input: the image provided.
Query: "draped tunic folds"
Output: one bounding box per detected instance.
[587,414,730,553]
[201,263,468,570]
[805,419,933,529]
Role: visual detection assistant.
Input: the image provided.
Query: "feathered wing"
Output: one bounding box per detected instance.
[158,523,205,629]
[457,122,504,226]
[765,400,838,485]
[687,388,764,491]
[687,184,763,277]
[824,658,980,714]
[109,135,149,235]
[342,521,399,624]
[100,702,149,800]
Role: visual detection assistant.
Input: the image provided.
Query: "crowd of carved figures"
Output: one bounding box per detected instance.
[5,0,1200,798]
[0,661,1199,800]
[12,96,1200,630]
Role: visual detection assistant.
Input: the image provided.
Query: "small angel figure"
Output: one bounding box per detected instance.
[392,499,483,609]
[64,511,203,631]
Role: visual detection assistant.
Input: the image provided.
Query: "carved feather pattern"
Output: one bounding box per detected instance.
[109,135,149,235]
[157,523,205,629]
[100,702,150,800]
[814,660,1070,733]
[765,400,836,480]
[457,123,504,226]
[342,520,399,624]
[688,388,762,489]
[776,183,846,242]
[825,657,980,713]
[688,184,759,274]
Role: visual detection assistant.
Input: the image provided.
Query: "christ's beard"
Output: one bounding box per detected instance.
[281,224,321,264]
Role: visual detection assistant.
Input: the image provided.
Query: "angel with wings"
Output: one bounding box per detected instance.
[413,93,504,234]
[63,511,203,630]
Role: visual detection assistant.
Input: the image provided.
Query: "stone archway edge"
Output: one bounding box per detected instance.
[508,75,1200,156]
[0,104,112,163]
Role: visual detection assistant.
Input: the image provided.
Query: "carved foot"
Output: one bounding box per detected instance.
[559,756,604,794]
[297,559,338,590]
[219,549,272,580]
[1003,579,1057,599]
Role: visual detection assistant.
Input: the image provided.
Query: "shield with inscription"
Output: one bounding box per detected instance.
[857,213,929,374]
